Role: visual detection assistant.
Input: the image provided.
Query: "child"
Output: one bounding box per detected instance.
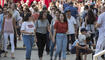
[76,28,92,60]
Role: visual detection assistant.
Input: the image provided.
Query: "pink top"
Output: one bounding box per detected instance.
[4,18,14,33]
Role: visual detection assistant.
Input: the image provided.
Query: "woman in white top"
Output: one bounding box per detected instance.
[2,10,16,59]
[21,12,36,60]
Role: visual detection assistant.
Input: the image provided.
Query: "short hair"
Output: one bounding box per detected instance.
[69,2,73,5]
[65,9,71,13]
[81,28,87,32]
[90,5,94,9]
[84,5,89,10]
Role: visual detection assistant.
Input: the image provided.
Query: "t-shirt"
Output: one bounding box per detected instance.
[54,21,68,33]
[67,16,77,34]
[78,34,86,45]
[21,21,35,35]
[35,19,49,34]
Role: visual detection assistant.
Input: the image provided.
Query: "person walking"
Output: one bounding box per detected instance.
[95,7,105,60]
[53,13,68,60]
[21,12,35,60]
[10,3,22,48]
[2,9,16,59]
[65,9,77,54]
[50,9,61,60]
[35,11,52,60]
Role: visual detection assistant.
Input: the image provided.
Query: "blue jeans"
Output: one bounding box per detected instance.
[55,33,67,59]
[50,40,61,60]
[23,35,34,59]
[50,40,56,57]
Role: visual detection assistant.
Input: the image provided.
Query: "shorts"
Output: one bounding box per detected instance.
[79,45,92,54]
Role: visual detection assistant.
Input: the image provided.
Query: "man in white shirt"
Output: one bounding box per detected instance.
[95,7,105,60]
[65,9,77,53]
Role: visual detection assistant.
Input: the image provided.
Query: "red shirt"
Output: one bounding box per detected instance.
[32,13,39,20]
[54,21,68,33]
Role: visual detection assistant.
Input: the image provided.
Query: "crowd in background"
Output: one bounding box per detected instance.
[0,0,105,60]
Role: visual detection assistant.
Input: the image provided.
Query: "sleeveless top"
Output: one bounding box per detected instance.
[4,18,14,33]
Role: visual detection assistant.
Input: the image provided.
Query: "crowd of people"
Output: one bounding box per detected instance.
[0,0,105,60]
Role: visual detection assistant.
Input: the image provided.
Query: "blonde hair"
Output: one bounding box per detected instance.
[7,9,13,18]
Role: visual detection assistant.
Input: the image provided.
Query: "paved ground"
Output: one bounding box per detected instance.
[0,50,94,60]
[1,40,104,60]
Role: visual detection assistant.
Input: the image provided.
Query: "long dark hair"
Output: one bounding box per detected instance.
[38,11,47,20]
[60,13,67,22]
[23,12,31,21]
[87,10,96,24]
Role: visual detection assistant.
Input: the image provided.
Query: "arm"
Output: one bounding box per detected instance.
[34,28,37,42]
[85,16,88,27]
[74,19,77,36]
[48,25,53,41]
[76,42,87,49]
[1,17,5,34]
[79,17,82,26]
[95,23,101,28]
[53,29,56,43]
[13,18,17,34]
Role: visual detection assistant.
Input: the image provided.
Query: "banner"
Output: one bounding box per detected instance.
[0,0,4,7]
[45,0,51,8]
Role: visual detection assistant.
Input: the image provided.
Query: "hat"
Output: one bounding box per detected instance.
[64,7,71,13]
[81,28,87,32]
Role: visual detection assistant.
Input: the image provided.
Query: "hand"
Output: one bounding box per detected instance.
[28,32,34,35]
[35,38,37,43]
[84,46,88,49]
[52,37,55,43]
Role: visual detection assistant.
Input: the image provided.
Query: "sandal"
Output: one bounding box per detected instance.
[11,53,15,59]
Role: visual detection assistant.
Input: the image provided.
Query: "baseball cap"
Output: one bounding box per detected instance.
[64,7,71,13]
